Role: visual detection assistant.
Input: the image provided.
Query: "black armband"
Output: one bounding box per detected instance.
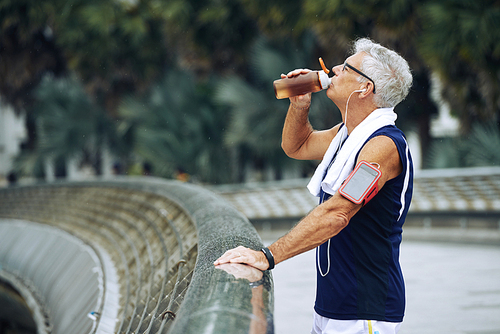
[261,247,275,270]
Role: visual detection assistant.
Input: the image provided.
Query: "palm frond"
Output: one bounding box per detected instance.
[32,75,107,160]
[426,137,466,169]
[427,122,500,169]
[117,68,232,182]
[465,123,500,166]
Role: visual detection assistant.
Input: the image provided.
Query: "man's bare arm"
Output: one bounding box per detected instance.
[269,135,403,264]
[281,100,341,161]
[214,135,402,270]
[278,69,340,161]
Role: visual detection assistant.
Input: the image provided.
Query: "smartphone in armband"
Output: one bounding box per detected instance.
[338,161,382,205]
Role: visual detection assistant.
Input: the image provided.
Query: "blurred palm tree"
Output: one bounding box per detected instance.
[0,0,66,112]
[426,138,467,169]
[427,123,500,168]
[238,0,304,38]
[302,0,438,164]
[418,0,500,131]
[50,0,172,114]
[465,123,500,167]
[158,0,259,76]
[1,0,172,170]
[117,70,231,183]
[14,75,115,177]
[215,35,341,181]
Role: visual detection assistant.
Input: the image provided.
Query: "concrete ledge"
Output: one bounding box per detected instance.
[0,220,109,333]
[104,177,275,334]
[0,177,273,333]
[0,267,51,333]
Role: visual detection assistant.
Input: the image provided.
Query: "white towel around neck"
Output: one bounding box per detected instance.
[307,107,397,197]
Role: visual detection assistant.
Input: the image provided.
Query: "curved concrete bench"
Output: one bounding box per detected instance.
[0,178,273,334]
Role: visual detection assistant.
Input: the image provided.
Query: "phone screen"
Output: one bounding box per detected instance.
[340,163,380,202]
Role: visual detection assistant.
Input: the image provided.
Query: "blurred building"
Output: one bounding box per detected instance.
[429,73,460,138]
[0,100,26,186]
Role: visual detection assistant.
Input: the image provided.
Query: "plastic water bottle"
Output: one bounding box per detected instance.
[273,70,332,99]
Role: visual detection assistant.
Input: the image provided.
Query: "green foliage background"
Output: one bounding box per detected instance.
[1,0,499,183]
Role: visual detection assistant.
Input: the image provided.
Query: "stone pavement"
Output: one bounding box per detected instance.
[263,231,500,334]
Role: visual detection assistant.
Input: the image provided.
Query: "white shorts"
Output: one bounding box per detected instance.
[311,311,402,334]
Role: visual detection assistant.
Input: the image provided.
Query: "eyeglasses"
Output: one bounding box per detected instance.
[343,62,376,94]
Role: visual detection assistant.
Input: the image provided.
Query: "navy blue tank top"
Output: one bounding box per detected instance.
[315,125,413,322]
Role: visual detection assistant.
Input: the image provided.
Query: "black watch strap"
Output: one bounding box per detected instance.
[261,247,275,270]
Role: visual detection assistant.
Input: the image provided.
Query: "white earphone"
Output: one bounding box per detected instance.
[345,88,367,126]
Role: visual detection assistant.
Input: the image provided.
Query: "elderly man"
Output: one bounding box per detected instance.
[215,38,414,334]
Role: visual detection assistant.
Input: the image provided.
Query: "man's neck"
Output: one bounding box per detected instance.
[344,102,379,134]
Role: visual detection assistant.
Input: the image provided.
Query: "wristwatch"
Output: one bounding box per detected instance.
[260,247,275,270]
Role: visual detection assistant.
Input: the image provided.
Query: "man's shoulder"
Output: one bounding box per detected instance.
[371,125,405,138]
[366,125,408,149]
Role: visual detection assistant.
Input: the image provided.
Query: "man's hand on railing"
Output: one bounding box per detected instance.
[214,246,270,271]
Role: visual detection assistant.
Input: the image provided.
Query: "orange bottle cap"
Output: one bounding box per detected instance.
[319,57,330,74]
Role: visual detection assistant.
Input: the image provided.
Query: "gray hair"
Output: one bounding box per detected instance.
[352,38,412,108]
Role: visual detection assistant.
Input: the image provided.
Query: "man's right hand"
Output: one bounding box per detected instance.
[281,68,311,79]
[281,68,313,107]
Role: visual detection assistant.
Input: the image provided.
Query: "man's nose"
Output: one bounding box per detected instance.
[331,64,343,76]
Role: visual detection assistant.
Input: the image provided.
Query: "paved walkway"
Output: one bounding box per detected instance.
[264,237,500,334]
